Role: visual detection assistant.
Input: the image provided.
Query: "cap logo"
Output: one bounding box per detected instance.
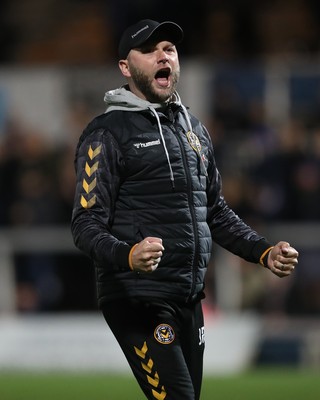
[131,24,149,39]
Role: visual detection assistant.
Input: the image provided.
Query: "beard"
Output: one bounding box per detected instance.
[128,63,180,103]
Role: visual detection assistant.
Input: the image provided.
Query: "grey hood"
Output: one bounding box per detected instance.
[104,86,182,113]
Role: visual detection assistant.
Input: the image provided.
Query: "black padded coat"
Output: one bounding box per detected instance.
[71,99,271,307]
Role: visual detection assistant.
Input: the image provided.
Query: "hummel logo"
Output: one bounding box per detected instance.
[134,139,160,149]
[131,24,149,39]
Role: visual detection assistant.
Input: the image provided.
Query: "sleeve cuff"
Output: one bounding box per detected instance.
[251,239,273,264]
[114,242,131,270]
[259,246,274,268]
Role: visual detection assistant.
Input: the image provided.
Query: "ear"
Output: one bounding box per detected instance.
[118,60,131,78]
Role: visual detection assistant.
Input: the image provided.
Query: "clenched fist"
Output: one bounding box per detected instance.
[130,237,164,273]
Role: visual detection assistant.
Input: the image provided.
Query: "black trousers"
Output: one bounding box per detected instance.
[102,297,205,400]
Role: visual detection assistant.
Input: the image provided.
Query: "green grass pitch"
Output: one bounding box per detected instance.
[0,368,319,399]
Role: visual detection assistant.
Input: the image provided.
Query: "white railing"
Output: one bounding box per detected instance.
[0,226,78,313]
[0,223,319,313]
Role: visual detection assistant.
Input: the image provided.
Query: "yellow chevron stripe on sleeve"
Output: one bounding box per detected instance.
[85,161,99,177]
[88,144,102,160]
[82,177,97,194]
[80,194,96,209]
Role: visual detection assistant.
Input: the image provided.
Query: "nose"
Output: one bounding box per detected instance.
[157,50,169,64]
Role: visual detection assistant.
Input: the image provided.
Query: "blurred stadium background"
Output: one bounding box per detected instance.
[1,0,320,398]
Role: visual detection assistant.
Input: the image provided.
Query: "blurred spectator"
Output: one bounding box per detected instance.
[254,0,319,58]
[249,119,320,221]
[0,120,62,225]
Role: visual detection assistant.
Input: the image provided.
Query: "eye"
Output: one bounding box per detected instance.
[165,45,176,54]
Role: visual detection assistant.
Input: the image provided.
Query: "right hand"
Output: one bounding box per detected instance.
[130,237,164,273]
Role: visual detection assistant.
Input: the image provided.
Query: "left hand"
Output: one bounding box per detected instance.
[267,241,299,277]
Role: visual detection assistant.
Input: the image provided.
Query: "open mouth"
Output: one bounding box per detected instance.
[155,68,171,87]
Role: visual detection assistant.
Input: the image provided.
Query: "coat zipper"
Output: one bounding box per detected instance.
[174,126,200,301]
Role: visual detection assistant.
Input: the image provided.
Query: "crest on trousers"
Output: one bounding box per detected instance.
[154,324,175,344]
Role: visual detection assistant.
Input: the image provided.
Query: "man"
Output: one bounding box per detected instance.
[71,19,299,400]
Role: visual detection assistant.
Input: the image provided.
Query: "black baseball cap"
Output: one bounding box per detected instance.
[118,19,184,59]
